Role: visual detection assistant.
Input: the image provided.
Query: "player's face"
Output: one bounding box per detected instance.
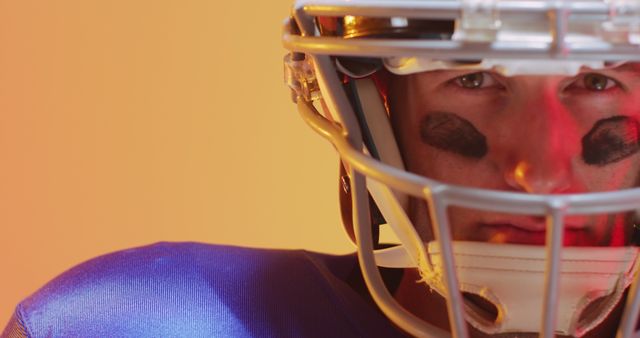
[390,64,640,246]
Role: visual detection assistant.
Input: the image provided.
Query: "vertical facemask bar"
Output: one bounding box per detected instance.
[351,168,451,338]
[549,1,569,56]
[425,190,469,338]
[617,257,640,338]
[367,177,427,269]
[541,201,567,338]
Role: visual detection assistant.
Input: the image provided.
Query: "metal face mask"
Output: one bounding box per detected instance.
[282,1,640,337]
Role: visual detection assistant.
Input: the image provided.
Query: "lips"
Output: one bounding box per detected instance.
[474,222,593,246]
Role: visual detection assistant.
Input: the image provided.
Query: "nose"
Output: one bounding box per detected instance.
[502,80,577,194]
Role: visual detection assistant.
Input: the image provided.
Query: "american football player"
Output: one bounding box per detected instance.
[283,1,640,337]
[4,1,640,337]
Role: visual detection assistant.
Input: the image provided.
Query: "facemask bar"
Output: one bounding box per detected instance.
[292,8,460,334]
[285,1,640,337]
[299,99,454,338]
[284,0,640,61]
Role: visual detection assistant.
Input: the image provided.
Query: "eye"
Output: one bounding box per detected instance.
[571,73,619,91]
[453,72,501,89]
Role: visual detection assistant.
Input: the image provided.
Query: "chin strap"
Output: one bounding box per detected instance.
[376,241,640,337]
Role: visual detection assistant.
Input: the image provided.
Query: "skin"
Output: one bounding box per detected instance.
[582,116,640,166]
[420,111,488,159]
[386,64,640,337]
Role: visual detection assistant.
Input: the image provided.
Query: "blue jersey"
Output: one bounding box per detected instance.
[1,242,406,338]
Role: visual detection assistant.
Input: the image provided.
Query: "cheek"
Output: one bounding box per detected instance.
[579,159,640,191]
[582,116,640,166]
[419,112,488,159]
[393,109,495,186]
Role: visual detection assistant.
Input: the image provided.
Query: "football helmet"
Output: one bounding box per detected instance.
[282,1,640,337]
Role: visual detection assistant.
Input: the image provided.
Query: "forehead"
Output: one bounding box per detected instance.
[400,61,640,89]
[390,60,640,77]
[608,62,640,75]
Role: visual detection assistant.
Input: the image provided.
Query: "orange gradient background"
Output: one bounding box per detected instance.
[0,1,354,324]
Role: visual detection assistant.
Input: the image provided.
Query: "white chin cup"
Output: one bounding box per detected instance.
[376,241,639,337]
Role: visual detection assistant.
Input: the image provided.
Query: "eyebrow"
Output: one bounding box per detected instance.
[608,62,640,75]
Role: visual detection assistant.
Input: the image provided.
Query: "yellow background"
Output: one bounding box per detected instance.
[0,0,355,325]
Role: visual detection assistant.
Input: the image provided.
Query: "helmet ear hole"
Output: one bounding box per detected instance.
[339,162,383,247]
